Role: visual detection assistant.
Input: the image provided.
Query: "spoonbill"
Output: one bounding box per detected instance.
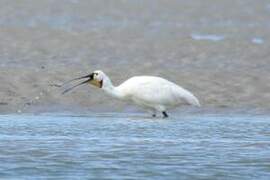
[62,70,200,118]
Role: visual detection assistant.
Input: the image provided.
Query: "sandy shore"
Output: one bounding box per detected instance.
[0,0,270,113]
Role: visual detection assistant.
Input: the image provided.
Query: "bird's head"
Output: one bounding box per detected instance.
[89,70,105,88]
[62,70,108,94]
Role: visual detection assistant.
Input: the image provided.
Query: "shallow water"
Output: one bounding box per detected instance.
[0,113,269,179]
[191,33,225,42]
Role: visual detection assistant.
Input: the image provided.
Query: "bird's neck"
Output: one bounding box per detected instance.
[102,78,124,100]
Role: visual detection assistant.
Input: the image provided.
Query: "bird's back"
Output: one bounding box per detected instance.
[116,76,200,108]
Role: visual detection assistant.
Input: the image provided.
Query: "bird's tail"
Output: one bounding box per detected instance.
[185,92,201,107]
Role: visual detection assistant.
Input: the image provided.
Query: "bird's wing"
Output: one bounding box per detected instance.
[118,77,179,105]
[118,76,200,107]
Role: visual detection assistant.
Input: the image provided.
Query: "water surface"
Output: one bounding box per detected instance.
[0,113,269,179]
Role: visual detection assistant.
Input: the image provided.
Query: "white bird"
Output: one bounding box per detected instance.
[62,70,200,118]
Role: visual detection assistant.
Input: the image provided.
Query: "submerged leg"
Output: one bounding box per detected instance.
[162,111,169,118]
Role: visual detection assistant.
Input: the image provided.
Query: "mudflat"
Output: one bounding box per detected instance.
[0,0,269,113]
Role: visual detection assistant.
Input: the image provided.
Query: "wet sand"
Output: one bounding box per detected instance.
[0,0,270,113]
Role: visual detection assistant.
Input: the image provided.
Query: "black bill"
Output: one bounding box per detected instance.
[62,73,93,94]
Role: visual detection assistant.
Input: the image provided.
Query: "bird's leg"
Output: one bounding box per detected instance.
[162,111,169,118]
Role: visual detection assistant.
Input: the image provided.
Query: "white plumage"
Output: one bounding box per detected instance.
[63,70,200,118]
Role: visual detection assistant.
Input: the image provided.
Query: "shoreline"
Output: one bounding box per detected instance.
[1,103,270,116]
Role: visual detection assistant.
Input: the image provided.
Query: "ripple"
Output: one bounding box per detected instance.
[0,113,269,179]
